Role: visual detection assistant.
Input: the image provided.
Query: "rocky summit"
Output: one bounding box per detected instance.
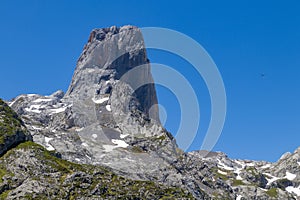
[1,25,299,199]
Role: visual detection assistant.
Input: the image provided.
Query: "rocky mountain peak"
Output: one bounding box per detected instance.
[8,25,178,182]
[65,25,159,126]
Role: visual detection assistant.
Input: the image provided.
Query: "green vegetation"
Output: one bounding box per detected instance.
[0,99,26,145]
[216,171,229,181]
[131,145,145,153]
[0,141,194,199]
[246,167,257,175]
[0,168,7,183]
[266,188,278,198]
[0,190,9,199]
[232,179,245,186]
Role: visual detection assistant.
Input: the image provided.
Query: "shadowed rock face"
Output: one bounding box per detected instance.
[66,26,159,125]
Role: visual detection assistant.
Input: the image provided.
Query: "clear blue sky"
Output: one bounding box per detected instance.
[1,1,299,162]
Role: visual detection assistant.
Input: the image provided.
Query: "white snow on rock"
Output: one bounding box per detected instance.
[218,170,227,175]
[27,94,37,97]
[33,98,53,103]
[265,171,297,186]
[92,134,98,139]
[92,97,109,104]
[260,164,271,169]
[265,173,280,186]
[44,137,55,151]
[120,134,129,139]
[103,139,129,152]
[75,158,81,162]
[235,168,243,180]
[46,145,55,151]
[285,171,297,181]
[81,143,89,147]
[9,98,18,107]
[45,137,52,143]
[286,186,300,196]
[111,139,129,148]
[218,160,234,171]
[234,160,245,180]
[298,161,300,166]
[105,105,111,111]
[236,195,243,200]
[25,105,42,113]
[49,106,68,114]
[75,127,84,132]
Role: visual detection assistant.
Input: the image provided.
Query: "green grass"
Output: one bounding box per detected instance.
[266,188,278,198]
[0,168,7,183]
[232,179,245,186]
[0,190,10,199]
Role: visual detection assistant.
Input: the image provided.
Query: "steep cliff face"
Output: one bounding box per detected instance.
[66,26,159,126]
[4,25,300,199]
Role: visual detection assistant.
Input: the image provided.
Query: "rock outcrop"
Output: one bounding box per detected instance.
[0,99,31,156]
[0,141,193,199]
[2,25,300,199]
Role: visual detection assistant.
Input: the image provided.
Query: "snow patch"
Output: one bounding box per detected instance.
[92,97,109,104]
[120,134,129,139]
[236,195,242,200]
[75,127,84,132]
[92,134,98,139]
[218,160,234,171]
[49,106,68,114]
[45,137,53,143]
[286,186,300,196]
[111,139,129,148]
[218,170,227,175]
[75,158,81,162]
[44,137,55,151]
[103,139,129,152]
[25,105,42,113]
[265,173,280,186]
[105,105,111,111]
[260,164,271,169]
[82,143,89,147]
[285,171,297,181]
[33,98,53,103]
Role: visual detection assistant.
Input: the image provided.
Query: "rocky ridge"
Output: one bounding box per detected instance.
[1,25,300,199]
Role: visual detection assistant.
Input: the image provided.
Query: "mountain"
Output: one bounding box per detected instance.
[1,25,299,199]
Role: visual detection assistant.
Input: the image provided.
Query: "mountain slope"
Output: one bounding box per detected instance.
[0,100,193,199]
